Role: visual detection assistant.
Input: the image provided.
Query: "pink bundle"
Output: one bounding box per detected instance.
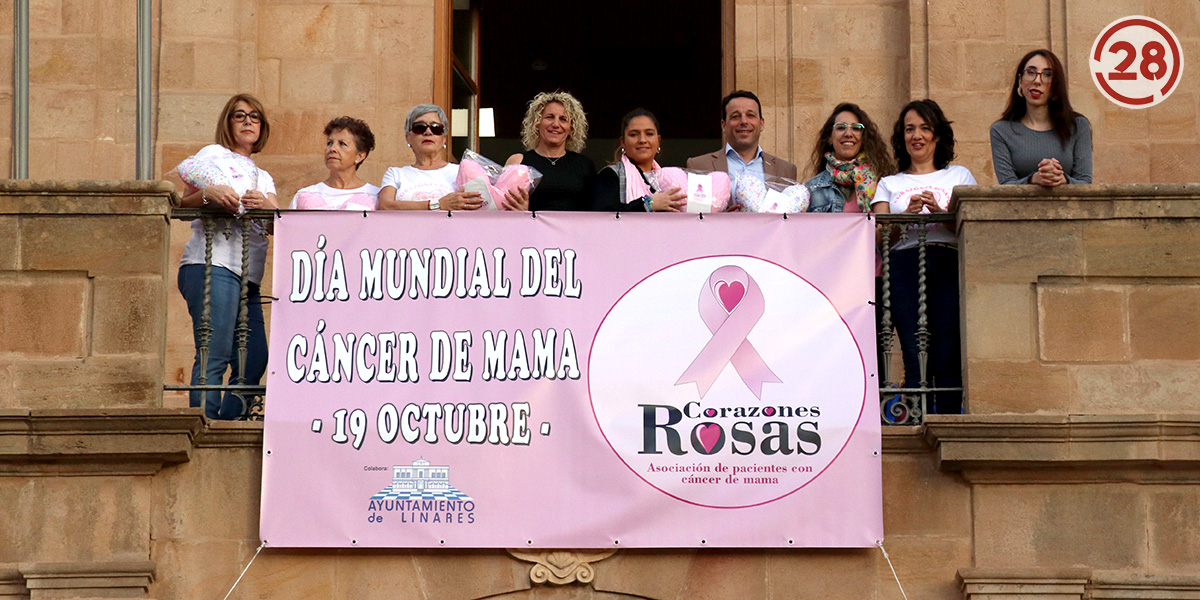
[732,174,809,213]
[454,149,543,211]
[655,167,731,213]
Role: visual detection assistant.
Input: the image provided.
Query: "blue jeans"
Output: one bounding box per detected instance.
[178,264,267,420]
[888,245,962,414]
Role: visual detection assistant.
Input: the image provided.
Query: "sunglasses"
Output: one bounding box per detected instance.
[410,122,446,136]
[833,122,865,133]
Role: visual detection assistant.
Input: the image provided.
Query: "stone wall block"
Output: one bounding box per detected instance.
[1148,489,1200,569]
[29,0,60,31]
[218,552,336,598]
[1072,362,1200,413]
[974,484,1146,569]
[28,89,95,140]
[257,58,281,107]
[20,215,167,276]
[1004,0,1052,45]
[151,443,261,542]
[734,3,755,62]
[279,60,337,107]
[330,554,424,599]
[1082,220,1200,277]
[160,0,236,39]
[159,41,195,90]
[1100,102,1150,141]
[5,476,151,563]
[876,536,972,600]
[60,0,94,34]
[930,0,1004,40]
[964,282,1035,360]
[1037,285,1128,363]
[410,553,527,600]
[259,5,366,58]
[1148,92,1198,141]
[961,41,1012,91]
[29,37,98,87]
[11,356,161,408]
[965,359,1073,414]
[678,552,768,599]
[1093,141,1151,185]
[91,275,164,356]
[157,93,232,144]
[1128,285,1200,359]
[593,551,694,599]
[0,273,88,358]
[883,453,972,537]
[96,38,136,90]
[0,216,18,269]
[335,61,377,106]
[186,40,241,92]
[764,549,876,600]
[960,221,1084,283]
[148,540,252,599]
[1149,142,1200,183]
[927,41,961,93]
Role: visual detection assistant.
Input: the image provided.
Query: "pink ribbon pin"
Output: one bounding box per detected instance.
[675,265,781,399]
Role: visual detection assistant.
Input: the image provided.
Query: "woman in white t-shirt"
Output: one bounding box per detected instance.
[378,105,484,212]
[872,99,975,415]
[290,116,380,211]
[174,94,278,420]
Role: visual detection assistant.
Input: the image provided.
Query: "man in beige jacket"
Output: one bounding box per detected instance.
[687,90,798,182]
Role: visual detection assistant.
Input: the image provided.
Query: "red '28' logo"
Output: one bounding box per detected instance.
[1090,16,1184,109]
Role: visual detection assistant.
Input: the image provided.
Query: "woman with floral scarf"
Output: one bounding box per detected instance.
[804,103,896,213]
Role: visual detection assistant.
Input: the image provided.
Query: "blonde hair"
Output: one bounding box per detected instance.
[215,93,270,154]
[520,91,588,153]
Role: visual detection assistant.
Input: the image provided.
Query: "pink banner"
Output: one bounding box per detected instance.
[260,211,882,548]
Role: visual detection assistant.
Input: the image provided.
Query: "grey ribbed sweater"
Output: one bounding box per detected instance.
[989,115,1093,184]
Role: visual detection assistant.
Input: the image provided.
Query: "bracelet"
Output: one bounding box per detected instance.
[201,187,209,205]
[642,195,653,212]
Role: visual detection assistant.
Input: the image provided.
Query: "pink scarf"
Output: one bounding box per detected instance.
[622,153,661,204]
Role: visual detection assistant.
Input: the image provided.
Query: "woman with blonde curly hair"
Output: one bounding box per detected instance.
[505,91,596,211]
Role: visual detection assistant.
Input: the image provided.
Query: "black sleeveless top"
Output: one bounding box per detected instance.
[520,150,596,211]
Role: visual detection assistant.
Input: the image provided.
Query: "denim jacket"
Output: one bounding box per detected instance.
[804,169,849,213]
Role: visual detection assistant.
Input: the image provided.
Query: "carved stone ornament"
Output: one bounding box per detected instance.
[507,550,618,585]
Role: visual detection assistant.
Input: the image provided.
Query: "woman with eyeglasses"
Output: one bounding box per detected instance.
[872,99,975,415]
[591,108,687,212]
[378,104,484,211]
[289,116,379,211]
[505,91,596,211]
[174,93,277,420]
[990,49,1092,186]
[803,103,896,213]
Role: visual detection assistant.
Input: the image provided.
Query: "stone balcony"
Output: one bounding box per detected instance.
[1,181,1199,599]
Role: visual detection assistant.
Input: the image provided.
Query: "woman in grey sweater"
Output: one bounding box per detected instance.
[990,49,1092,186]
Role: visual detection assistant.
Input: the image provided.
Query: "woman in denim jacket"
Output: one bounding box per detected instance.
[803,103,895,213]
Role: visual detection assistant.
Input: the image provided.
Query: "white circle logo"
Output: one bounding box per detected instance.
[1090,16,1184,109]
[588,256,868,508]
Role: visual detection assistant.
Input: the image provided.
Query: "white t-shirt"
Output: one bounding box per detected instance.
[179,144,276,284]
[380,164,459,203]
[872,165,976,251]
[289,182,380,211]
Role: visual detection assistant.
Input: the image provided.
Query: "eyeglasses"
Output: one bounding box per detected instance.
[230,110,262,124]
[1022,68,1054,82]
[833,122,865,133]
[410,122,446,136]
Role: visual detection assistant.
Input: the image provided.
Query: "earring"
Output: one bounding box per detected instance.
[407,143,411,148]
[657,147,661,154]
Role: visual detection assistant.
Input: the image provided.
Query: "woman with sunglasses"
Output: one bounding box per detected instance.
[378,104,484,211]
[990,49,1092,186]
[804,103,895,213]
[505,91,595,211]
[872,99,975,415]
[174,93,277,420]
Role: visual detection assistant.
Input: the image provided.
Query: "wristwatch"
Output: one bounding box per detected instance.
[429,198,441,210]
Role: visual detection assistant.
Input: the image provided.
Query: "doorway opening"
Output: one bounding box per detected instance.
[471,0,724,168]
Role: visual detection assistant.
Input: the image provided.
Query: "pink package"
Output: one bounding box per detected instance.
[495,165,534,210]
[656,168,732,212]
[455,150,543,211]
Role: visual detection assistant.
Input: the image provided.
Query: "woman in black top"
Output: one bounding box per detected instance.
[592,108,687,212]
[505,91,596,211]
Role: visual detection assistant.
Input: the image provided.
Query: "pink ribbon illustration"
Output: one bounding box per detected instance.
[675,265,781,399]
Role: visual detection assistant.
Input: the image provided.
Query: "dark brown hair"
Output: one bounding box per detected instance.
[721,90,761,120]
[324,116,376,170]
[998,49,1079,144]
[891,99,956,172]
[215,93,270,154]
[613,108,660,163]
[808,102,895,178]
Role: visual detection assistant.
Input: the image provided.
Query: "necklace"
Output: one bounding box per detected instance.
[538,151,566,166]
